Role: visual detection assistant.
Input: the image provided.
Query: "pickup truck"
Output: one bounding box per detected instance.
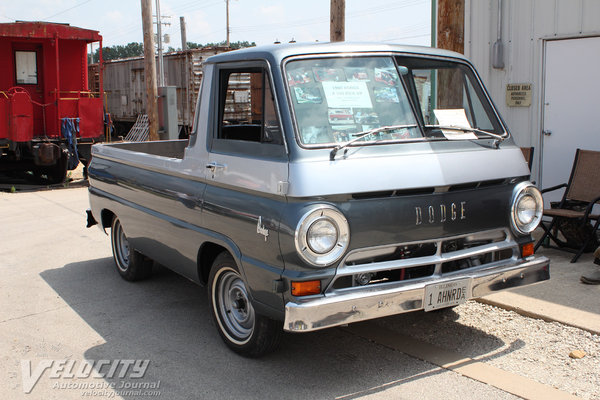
[87,42,550,357]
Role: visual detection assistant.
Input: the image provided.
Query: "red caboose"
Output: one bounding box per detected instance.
[0,21,105,182]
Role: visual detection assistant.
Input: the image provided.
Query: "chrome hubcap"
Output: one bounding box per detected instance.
[114,221,130,271]
[216,270,254,341]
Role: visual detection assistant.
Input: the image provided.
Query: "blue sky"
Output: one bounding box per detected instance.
[1,0,431,49]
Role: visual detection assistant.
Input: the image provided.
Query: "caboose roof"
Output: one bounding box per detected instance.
[0,21,101,42]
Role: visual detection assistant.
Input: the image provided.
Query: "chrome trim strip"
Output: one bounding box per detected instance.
[332,238,516,278]
[335,229,514,278]
[284,256,549,332]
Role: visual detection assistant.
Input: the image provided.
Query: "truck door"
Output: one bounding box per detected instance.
[203,61,288,310]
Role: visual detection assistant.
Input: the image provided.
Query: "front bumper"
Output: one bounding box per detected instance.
[284,256,549,332]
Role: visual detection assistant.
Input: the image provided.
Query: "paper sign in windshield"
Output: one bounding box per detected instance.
[433,109,478,140]
[322,81,373,109]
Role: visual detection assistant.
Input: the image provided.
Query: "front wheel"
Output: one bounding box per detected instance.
[208,252,282,357]
[110,216,152,281]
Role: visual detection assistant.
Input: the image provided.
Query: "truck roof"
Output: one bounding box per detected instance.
[204,41,469,65]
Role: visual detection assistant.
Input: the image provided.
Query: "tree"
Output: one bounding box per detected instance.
[92,42,145,62]
[90,40,255,63]
[186,40,255,50]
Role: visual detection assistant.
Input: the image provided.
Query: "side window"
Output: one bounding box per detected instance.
[15,51,38,85]
[218,68,283,146]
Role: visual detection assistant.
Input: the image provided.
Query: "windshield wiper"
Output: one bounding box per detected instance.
[329,124,420,160]
[425,125,507,148]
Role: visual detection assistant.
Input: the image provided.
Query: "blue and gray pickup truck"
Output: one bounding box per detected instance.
[87,42,549,357]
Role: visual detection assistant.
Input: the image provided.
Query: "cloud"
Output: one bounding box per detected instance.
[181,10,215,45]
[105,10,124,23]
[260,5,285,17]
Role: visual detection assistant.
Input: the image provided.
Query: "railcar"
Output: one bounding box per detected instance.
[0,21,105,182]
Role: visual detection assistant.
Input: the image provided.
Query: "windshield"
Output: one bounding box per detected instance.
[286,57,419,146]
[285,55,505,148]
[401,57,504,135]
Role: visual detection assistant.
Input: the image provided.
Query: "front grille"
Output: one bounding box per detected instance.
[326,229,517,293]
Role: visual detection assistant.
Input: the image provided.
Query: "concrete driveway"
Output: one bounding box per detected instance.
[0,187,585,400]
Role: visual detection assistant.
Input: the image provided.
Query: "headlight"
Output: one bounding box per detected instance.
[307,219,338,254]
[511,182,543,235]
[295,205,350,266]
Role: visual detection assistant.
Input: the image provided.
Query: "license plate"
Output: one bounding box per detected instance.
[424,278,470,312]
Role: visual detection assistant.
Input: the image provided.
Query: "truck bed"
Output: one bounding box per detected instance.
[91,139,188,173]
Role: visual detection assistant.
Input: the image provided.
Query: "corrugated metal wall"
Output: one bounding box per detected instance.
[102,47,230,133]
[464,0,600,180]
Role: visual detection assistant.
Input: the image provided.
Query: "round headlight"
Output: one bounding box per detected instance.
[307,219,338,254]
[295,206,350,266]
[511,182,543,235]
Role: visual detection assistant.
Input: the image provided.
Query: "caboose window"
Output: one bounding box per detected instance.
[15,51,38,85]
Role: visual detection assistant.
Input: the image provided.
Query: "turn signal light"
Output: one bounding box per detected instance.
[521,242,535,258]
[291,280,321,296]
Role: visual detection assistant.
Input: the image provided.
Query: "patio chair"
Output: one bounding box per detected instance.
[534,149,600,262]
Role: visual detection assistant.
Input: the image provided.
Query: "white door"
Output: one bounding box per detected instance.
[541,36,600,205]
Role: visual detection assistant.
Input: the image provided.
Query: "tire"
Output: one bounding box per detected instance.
[33,154,67,184]
[208,252,282,357]
[46,152,68,184]
[110,217,152,281]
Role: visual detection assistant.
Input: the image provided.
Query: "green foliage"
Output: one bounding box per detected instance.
[89,40,255,63]
[92,42,145,62]
[186,40,256,50]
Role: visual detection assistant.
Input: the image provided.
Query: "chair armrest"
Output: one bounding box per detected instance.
[582,195,600,221]
[541,183,567,194]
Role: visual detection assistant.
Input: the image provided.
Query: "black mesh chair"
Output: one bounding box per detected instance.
[534,149,600,262]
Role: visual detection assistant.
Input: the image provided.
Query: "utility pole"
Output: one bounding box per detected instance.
[155,0,165,86]
[180,16,187,51]
[141,0,159,141]
[436,0,464,108]
[330,0,345,42]
[225,0,230,47]
[436,0,464,53]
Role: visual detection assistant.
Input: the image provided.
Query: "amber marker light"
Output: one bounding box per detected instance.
[521,242,535,258]
[291,280,321,296]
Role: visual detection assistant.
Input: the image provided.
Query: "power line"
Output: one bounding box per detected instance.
[44,0,95,20]
[101,0,222,43]
[229,0,426,33]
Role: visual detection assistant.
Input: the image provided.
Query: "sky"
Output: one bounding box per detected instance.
[0,0,431,50]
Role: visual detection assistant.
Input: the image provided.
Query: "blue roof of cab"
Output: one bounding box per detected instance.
[204,41,469,66]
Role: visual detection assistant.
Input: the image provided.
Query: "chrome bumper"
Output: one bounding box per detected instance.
[284,256,550,332]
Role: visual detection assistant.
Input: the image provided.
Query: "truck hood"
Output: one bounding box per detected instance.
[287,146,529,197]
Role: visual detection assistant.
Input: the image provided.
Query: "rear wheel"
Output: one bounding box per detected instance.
[33,153,68,184]
[208,252,282,357]
[110,217,152,281]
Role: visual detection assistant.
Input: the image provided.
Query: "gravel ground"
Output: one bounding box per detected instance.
[376,301,600,399]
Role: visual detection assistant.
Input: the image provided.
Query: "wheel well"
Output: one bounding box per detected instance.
[198,242,228,285]
[100,209,115,229]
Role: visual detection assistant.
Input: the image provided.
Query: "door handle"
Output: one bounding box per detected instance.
[205,162,226,171]
[206,162,226,178]
[543,130,552,136]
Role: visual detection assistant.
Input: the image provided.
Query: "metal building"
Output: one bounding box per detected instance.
[92,47,231,136]
[464,0,600,199]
